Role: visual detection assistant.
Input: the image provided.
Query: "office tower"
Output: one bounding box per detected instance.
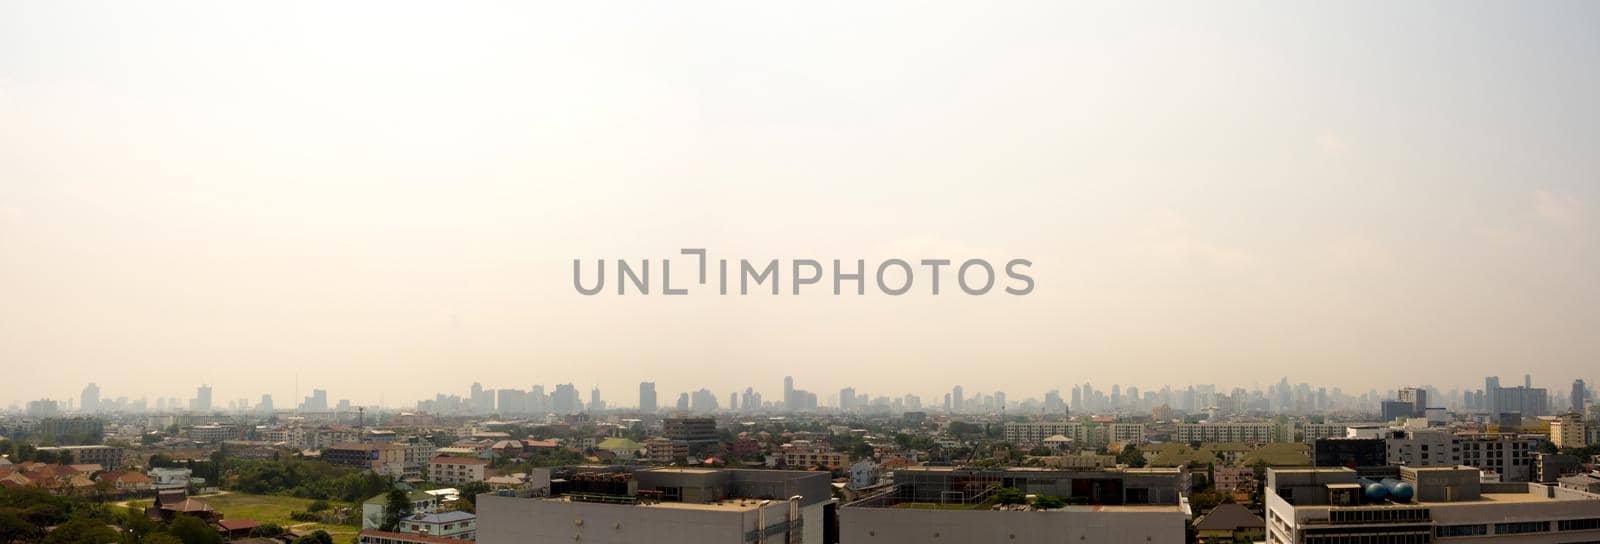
[784,376,795,410]
[1574,379,1588,412]
[728,392,737,411]
[530,385,547,413]
[639,382,658,412]
[552,384,581,414]
[259,394,273,413]
[840,387,857,412]
[190,384,213,412]
[590,387,603,412]
[1525,374,1533,389]
[676,392,689,411]
[80,383,99,413]
[1111,385,1121,408]
[1485,376,1500,414]
[301,389,328,411]
[1398,387,1427,418]
[470,382,495,414]
[952,386,964,414]
[1044,390,1064,413]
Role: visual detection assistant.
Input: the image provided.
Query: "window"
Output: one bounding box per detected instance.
[1436,524,1487,537]
[1495,521,1549,534]
[1559,518,1600,532]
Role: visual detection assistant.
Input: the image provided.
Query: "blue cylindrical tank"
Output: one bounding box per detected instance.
[1356,478,1388,501]
[1380,478,1414,502]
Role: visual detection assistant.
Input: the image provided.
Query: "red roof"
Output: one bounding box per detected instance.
[216,519,260,530]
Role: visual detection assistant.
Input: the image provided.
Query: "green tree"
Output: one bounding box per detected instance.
[166,514,222,544]
[458,482,492,507]
[41,518,118,544]
[141,534,185,544]
[250,523,286,537]
[0,509,44,544]
[380,489,413,531]
[292,529,334,544]
[995,487,1026,505]
[306,500,330,513]
[1030,495,1067,509]
[1117,446,1147,468]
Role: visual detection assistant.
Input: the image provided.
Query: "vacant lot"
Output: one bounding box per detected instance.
[129,492,358,538]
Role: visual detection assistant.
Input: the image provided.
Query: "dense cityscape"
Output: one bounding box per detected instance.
[3,373,1599,543]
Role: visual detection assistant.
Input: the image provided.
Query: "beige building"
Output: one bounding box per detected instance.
[1552,412,1587,449]
[429,456,488,485]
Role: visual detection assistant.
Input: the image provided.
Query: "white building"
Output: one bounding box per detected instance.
[476,467,836,544]
[1266,466,1600,543]
[1177,422,1278,443]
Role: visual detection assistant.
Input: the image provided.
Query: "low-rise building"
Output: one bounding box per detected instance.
[839,466,1188,543]
[396,510,476,540]
[429,456,488,485]
[361,490,441,530]
[1265,466,1600,543]
[476,466,836,544]
[325,443,407,476]
[34,445,124,468]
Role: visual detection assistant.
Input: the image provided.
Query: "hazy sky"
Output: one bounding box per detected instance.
[2,1,1598,408]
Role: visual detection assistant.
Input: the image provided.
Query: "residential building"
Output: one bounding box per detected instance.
[325,443,406,476]
[644,438,687,464]
[429,456,488,485]
[362,490,441,530]
[33,445,123,468]
[1552,412,1587,449]
[1457,433,1543,482]
[1176,422,1277,444]
[781,441,849,470]
[38,417,104,445]
[396,510,476,540]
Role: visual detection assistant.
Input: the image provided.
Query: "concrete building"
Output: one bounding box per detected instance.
[838,466,1188,543]
[362,490,441,530]
[1265,466,1600,543]
[325,443,406,476]
[1552,412,1587,449]
[476,466,837,544]
[1457,433,1543,483]
[33,445,124,468]
[395,510,476,540]
[429,456,488,485]
[1176,422,1277,443]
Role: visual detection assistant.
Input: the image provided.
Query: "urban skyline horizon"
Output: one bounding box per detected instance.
[15,372,1594,414]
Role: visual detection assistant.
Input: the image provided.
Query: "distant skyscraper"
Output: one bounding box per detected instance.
[589,387,603,412]
[784,376,795,410]
[552,384,581,414]
[1573,379,1587,413]
[80,383,100,413]
[639,382,658,412]
[190,384,212,412]
[1398,387,1428,418]
[676,392,690,411]
[1485,376,1500,414]
[300,389,328,411]
[259,394,274,413]
[1525,374,1533,390]
[952,386,964,414]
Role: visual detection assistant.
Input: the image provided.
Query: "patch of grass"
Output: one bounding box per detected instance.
[129,493,359,537]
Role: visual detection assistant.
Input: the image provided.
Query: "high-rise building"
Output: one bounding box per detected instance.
[639,382,657,412]
[1574,379,1588,413]
[783,376,795,410]
[1485,376,1500,414]
[952,386,964,414]
[80,383,100,413]
[1397,387,1427,418]
[551,384,581,414]
[190,384,212,412]
[259,394,274,414]
[589,387,604,413]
